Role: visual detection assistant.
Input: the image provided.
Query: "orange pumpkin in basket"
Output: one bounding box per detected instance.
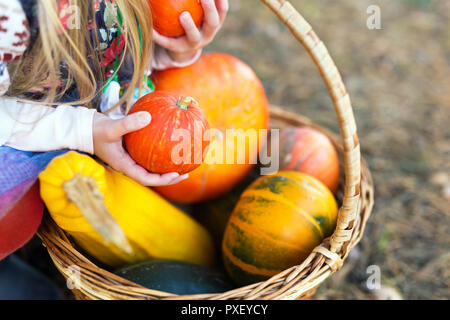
[152,53,269,203]
[278,127,340,193]
[148,0,204,37]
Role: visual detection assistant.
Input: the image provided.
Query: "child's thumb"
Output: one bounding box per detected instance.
[114,112,152,138]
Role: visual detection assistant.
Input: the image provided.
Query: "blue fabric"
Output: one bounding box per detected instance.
[0,147,67,219]
[0,147,67,194]
[0,255,61,300]
[0,147,68,259]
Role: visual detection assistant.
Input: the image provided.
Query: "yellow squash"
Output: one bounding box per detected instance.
[39,151,215,268]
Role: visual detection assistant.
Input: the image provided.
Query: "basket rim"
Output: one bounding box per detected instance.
[38,107,374,300]
[40,0,372,300]
[267,0,363,255]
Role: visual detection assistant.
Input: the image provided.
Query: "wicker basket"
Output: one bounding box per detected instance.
[37,0,374,300]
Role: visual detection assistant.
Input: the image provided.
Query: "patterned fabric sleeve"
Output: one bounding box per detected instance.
[0,0,31,96]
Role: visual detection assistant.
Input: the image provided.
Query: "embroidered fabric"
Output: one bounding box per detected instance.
[1,0,201,102]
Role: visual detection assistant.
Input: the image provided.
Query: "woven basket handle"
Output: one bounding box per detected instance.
[261,0,361,256]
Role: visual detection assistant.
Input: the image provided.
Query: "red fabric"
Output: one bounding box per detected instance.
[101,36,126,67]
[0,181,44,261]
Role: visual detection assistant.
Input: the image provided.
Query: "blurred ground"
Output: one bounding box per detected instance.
[15,0,449,300]
[206,0,449,299]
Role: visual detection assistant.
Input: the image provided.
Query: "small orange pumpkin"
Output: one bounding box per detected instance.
[125,92,210,175]
[148,0,204,37]
[278,127,340,193]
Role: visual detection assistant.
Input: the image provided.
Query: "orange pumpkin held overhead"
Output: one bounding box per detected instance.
[152,53,269,204]
[125,91,210,175]
[278,127,340,194]
[149,0,204,37]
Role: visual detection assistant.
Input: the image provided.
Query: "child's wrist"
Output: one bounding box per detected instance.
[167,49,201,65]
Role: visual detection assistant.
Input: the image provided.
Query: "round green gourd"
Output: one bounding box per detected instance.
[115,259,234,295]
[222,171,338,286]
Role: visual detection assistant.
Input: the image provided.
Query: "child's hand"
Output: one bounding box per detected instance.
[93,111,189,187]
[153,0,229,63]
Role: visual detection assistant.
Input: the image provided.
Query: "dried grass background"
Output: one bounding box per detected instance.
[205,0,450,299]
[17,0,449,300]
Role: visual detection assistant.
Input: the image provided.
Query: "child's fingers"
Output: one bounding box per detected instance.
[180,12,202,45]
[139,172,180,187]
[156,172,187,186]
[107,112,151,140]
[216,0,229,22]
[131,169,186,187]
[113,151,181,186]
[165,173,190,186]
[108,150,146,180]
[153,29,179,51]
[202,0,220,31]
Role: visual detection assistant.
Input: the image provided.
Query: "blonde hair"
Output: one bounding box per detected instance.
[7,0,152,111]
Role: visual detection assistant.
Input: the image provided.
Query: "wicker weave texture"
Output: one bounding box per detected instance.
[37,0,374,300]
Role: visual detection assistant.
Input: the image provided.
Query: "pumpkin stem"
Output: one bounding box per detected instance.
[62,173,133,254]
[176,96,197,110]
